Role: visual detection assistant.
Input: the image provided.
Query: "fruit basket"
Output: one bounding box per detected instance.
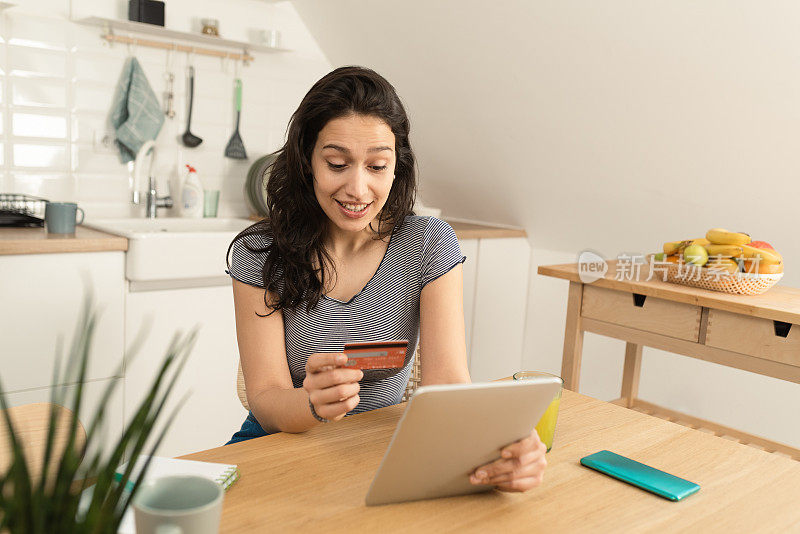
[656,228,784,296]
[661,262,782,295]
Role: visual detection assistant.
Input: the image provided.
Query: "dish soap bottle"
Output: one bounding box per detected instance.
[180,164,203,218]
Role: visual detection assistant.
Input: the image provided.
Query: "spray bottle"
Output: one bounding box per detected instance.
[180,164,203,218]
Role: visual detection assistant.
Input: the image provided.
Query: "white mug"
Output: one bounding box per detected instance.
[133,475,223,534]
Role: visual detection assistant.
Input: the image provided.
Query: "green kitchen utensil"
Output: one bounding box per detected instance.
[224,78,247,159]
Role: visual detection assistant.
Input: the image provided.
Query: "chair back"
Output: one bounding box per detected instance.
[236,361,250,411]
[0,403,87,481]
[236,347,422,412]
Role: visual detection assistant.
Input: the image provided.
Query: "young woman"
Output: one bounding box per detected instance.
[226,66,547,492]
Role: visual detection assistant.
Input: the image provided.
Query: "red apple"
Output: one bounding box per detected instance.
[749,241,775,251]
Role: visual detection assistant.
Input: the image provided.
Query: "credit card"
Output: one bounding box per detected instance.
[343,340,408,370]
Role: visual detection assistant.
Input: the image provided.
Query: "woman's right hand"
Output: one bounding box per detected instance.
[303,353,363,422]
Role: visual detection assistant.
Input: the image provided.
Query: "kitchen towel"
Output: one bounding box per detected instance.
[109,56,165,163]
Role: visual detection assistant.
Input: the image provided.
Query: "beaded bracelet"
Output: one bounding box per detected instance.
[308,399,329,423]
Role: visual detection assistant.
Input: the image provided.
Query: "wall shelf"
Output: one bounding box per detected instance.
[73,16,290,63]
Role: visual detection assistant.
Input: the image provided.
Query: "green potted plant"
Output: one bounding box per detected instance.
[0,297,197,532]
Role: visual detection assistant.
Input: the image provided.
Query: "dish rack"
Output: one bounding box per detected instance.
[0,194,48,227]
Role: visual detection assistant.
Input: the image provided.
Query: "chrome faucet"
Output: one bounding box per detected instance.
[146,175,173,219]
[132,140,173,218]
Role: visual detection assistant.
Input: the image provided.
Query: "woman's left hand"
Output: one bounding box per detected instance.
[469,430,547,492]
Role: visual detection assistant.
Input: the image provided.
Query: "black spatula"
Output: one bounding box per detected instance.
[224,78,247,159]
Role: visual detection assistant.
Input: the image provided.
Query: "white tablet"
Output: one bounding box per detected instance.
[365,377,562,506]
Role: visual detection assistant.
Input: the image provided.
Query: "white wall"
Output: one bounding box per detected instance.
[1,0,331,218]
[292,1,800,447]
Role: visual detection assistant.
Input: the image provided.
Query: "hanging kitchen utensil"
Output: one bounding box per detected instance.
[181,65,202,147]
[163,46,176,119]
[224,78,247,159]
[164,72,175,119]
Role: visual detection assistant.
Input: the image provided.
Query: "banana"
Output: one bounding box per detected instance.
[706,228,751,246]
[663,238,710,255]
[704,257,739,274]
[704,244,744,258]
[741,244,783,265]
[704,243,782,264]
[663,241,686,255]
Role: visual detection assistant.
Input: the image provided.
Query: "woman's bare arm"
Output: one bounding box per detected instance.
[233,279,362,433]
[418,264,471,385]
[233,279,322,432]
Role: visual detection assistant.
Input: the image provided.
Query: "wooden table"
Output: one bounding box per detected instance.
[180,390,800,532]
[539,262,800,460]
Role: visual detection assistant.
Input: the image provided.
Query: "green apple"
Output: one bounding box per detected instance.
[684,244,709,266]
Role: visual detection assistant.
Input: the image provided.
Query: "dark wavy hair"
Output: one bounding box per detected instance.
[228,66,417,314]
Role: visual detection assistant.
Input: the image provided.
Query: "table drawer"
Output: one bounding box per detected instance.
[706,310,800,366]
[581,286,701,341]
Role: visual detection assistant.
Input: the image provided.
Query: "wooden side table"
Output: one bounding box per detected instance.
[539,261,800,460]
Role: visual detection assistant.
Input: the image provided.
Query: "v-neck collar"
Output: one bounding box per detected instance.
[322,228,396,305]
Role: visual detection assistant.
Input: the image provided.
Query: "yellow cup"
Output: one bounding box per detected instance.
[512,371,563,452]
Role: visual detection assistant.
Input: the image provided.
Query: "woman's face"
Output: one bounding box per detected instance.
[311,114,396,235]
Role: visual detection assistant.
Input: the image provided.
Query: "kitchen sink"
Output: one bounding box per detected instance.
[86,218,254,282]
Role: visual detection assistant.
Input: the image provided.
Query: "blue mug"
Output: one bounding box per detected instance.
[45,202,84,234]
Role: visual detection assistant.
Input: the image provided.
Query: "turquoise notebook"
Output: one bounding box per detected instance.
[115,455,239,491]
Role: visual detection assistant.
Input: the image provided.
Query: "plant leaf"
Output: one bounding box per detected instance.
[0,295,197,533]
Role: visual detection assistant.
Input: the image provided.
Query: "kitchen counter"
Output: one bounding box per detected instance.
[447,219,527,239]
[0,226,128,255]
[0,218,526,256]
[247,215,528,240]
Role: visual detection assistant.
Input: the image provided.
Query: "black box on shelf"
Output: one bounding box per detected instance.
[128,0,165,27]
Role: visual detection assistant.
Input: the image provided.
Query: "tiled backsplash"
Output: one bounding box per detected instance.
[1,4,331,219]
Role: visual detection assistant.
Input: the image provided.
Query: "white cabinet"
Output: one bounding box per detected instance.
[458,237,531,382]
[0,251,125,459]
[0,252,125,392]
[0,250,240,459]
[124,284,245,458]
[5,378,125,462]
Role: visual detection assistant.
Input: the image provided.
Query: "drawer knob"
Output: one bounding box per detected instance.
[773,320,793,338]
[632,293,647,308]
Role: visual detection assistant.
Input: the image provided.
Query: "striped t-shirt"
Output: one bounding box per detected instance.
[228,215,466,415]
